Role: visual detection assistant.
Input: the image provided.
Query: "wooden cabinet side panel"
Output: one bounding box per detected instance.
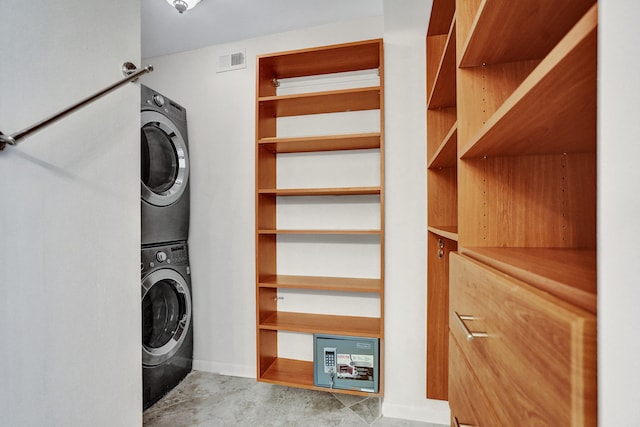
[426,233,456,400]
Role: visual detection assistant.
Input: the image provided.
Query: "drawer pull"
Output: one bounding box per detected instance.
[453,312,488,341]
[453,416,475,427]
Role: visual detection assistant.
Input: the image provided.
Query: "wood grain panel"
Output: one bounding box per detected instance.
[427,34,447,102]
[257,39,381,89]
[258,275,382,294]
[457,60,539,152]
[449,332,500,426]
[458,153,595,248]
[461,247,596,314]
[259,312,381,338]
[258,133,380,153]
[259,87,380,117]
[459,0,596,66]
[461,6,597,158]
[426,108,456,162]
[257,329,278,377]
[450,253,597,426]
[427,0,456,36]
[427,166,457,229]
[428,18,457,109]
[426,233,457,400]
[428,123,456,169]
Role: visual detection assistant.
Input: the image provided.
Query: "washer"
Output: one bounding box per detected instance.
[141,241,193,410]
[141,85,190,246]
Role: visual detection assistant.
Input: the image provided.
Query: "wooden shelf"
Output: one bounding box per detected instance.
[427,226,459,242]
[427,17,456,109]
[459,0,596,67]
[259,358,382,397]
[258,40,381,85]
[461,247,596,314]
[427,0,456,36]
[258,133,380,153]
[258,87,381,117]
[258,187,380,197]
[258,274,382,294]
[259,312,381,338]
[258,229,380,235]
[427,122,457,169]
[460,5,597,158]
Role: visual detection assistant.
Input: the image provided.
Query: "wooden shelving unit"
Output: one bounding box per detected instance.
[425,0,597,424]
[425,0,458,401]
[255,39,385,396]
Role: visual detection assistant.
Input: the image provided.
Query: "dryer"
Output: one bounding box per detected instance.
[141,241,193,410]
[141,85,190,245]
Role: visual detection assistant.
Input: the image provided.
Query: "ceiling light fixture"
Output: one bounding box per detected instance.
[166,0,201,14]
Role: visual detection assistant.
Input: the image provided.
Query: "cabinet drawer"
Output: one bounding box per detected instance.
[449,253,596,426]
[449,332,500,427]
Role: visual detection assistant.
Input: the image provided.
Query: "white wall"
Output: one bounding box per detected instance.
[381,0,449,423]
[0,1,141,425]
[599,1,640,425]
[143,4,450,423]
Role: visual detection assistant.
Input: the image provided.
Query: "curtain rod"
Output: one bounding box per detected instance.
[0,62,153,151]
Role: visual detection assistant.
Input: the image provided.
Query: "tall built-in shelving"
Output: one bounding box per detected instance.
[426,0,598,425]
[426,0,598,423]
[255,40,385,396]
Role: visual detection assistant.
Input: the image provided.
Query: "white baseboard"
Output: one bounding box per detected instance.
[381,400,450,425]
[192,359,256,379]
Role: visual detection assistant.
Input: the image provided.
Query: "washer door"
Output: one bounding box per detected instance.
[141,269,192,367]
[141,110,189,207]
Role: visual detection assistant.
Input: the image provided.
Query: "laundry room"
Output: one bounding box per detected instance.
[0,1,638,426]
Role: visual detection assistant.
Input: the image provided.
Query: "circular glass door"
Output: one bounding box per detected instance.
[141,111,189,207]
[141,269,192,367]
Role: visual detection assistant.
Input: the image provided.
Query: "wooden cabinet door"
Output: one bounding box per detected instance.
[449,332,500,426]
[449,253,597,426]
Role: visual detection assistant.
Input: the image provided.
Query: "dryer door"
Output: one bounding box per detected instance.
[141,110,189,207]
[141,269,192,367]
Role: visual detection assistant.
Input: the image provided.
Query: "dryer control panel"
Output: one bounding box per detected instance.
[141,242,189,274]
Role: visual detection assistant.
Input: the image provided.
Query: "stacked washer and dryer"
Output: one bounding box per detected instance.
[140,85,193,410]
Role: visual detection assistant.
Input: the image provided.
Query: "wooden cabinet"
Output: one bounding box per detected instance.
[450,253,596,425]
[426,0,598,423]
[255,40,385,396]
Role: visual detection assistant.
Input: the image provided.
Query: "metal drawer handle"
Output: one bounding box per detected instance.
[453,312,488,341]
[453,416,476,427]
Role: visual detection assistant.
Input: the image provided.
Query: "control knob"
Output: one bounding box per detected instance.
[152,94,165,107]
[156,251,167,263]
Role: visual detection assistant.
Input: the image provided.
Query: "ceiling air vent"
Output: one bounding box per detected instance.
[217,49,246,73]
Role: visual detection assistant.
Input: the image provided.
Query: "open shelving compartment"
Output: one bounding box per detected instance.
[456,2,598,315]
[255,39,385,396]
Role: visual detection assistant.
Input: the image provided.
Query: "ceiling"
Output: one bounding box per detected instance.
[142,0,384,58]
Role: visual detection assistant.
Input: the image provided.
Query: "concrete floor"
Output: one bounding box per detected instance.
[143,371,446,427]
